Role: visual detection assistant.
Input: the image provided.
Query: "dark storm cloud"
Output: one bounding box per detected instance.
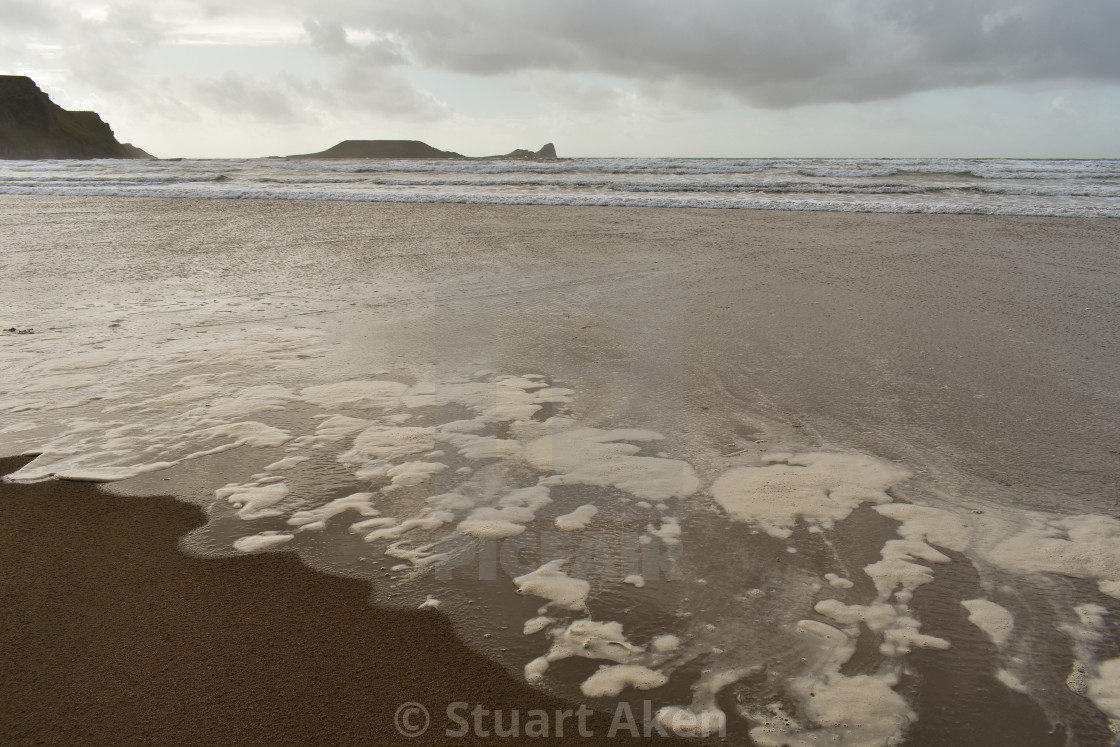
[302,0,1120,106]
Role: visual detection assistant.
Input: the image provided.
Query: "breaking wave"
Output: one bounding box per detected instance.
[1,157,1118,217]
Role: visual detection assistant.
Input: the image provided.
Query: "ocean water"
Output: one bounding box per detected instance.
[1,195,1119,744]
[1,156,1119,216]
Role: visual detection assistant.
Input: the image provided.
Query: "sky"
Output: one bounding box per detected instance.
[2,0,1119,159]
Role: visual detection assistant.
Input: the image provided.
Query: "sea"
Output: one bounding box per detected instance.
[1,158,1119,744]
[0,156,1119,217]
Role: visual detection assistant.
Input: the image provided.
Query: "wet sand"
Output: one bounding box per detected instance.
[3,196,1116,508]
[2,196,1119,743]
[0,456,686,745]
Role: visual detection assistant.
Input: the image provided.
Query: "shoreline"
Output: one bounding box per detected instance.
[2,189,1117,216]
[0,456,688,744]
[1,190,1118,219]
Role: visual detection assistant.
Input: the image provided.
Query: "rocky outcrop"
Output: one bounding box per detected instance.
[487,143,558,160]
[289,139,559,160]
[289,140,463,159]
[120,142,156,160]
[0,76,152,160]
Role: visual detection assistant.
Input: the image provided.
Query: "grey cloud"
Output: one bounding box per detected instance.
[0,2,164,93]
[0,0,58,30]
[300,0,1120,107]
[301,17,448,120]
[518,72,627,114]
[304,18,349,55]
[7,0,1115,118]
[192,71,319,123]
[63,7,165,93]
[304,18,407,67]
[330,65,449,121]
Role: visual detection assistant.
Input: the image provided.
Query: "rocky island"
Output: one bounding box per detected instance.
[289,140,557,160]
[0,76,152,160]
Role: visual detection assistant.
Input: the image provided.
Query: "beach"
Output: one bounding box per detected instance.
[0,454,692,745]
[2,194,1119,744]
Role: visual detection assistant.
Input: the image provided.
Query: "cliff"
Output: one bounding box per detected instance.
[0,76,153,160]
[289,140,558,160]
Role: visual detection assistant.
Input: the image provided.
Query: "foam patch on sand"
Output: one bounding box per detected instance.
[2,325,322,483]
[159,371,709,617]
[524,427,700,502]
[340,425,436,466]
[740,502,975,744]
[962,599,1014,647]
[307,415,371,443]
[710,452,911,539]
[515,560,591,611]
[658,670,748,739]
[555,504,598,530]
[233,532,294,552]
[218,481,290,520]
[580,664,669,697]
[265,455,310,471]
[286,492,378,529]
[646,516,682,546]
[656,706,728,738]
[267,384,702,585]
[988,514,1120,594]
[524,619,644,683]
[187,384,296,418]
[875,503,970,552]
[1087,658,1120,721]
[300,380,410,409]
[190,370,968,746]
[456,485,552,538]
[1062,603,1114,709]
[811,504,962,656]
[747,620,914,746]
[524,616,555,635]
[0,335,1012,744]
[10,418,292,483]
[998,669,1029,694]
